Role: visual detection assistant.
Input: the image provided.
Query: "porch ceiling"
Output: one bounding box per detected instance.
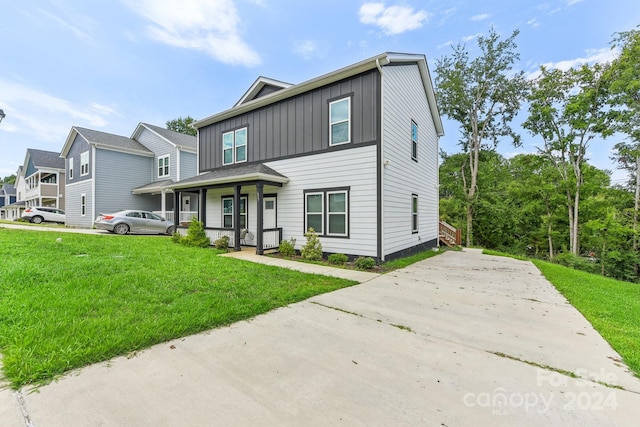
[131,179,175,195]
[169,163,289,190]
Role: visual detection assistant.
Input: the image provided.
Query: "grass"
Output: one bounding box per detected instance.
[532,259,640,379]
[0,228,356,389]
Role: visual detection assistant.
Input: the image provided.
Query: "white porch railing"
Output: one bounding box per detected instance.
[153,211,198,223]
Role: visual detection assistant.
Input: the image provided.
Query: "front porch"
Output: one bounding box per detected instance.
[169,163,289,255]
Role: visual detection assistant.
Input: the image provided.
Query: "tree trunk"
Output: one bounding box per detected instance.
[572,184,581,255]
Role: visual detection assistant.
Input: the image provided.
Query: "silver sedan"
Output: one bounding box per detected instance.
[95,210,175,235]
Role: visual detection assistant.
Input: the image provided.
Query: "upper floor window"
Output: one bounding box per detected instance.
[411,121,418,161]
[68,158,74,180]
[158,155,170,178]
[329,98,350,146]
[223,127,247,165]
[80,151,89,176]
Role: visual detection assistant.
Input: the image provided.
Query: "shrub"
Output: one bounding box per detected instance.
[554,252,598,274]
[300,228,323,261]
[328,253,348,265]
[214,235,230,250]
[174,217,210,248]
[279,237,297,257]
[355,256,376,270]
[171,231,182,244]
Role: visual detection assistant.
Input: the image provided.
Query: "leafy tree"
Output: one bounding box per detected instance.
[607,28,640,271]
[434,28,528,246]
[166,116,197,136]
[0,174,16,185]
[523,63,613,255]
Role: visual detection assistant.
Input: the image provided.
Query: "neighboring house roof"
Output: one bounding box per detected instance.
[194,52,444,137]
[131,179,176,195]
[234,77,293,107]
[170,163,289,190]
[26,148,65,170]
[133,123,197,151]
[60,127,153,157]
[1,183,16,195]
[3,200,25,207]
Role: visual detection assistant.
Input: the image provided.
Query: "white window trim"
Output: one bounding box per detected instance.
[326,190,348,237]
[80,151,89,176]
[329,98,351,146]
[158,155,170,178]
[68,158,74,180]
[222,127,248,165]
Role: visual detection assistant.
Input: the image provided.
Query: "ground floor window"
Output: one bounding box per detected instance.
[412,194,418,233]
[222,196,247,229]
[304,188,349,237]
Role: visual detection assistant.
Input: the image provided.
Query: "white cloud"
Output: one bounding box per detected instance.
[120,0,260,67]
[567,0,585,6]
[294,40,317,59]
[359,2,430,35]
[461,33,481,43]
[526,48,618,79]
[0,80,117,144]
[527,18,539,28]
[470,13,490,22]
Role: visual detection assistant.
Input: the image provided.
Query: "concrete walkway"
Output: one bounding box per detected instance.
[2,249,639,426]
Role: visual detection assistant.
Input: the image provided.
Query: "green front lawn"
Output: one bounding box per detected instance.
[0,228,357,389]
[532,260,640,378]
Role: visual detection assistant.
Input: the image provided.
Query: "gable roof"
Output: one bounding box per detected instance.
[0,183,16,195]
[194,52,444,137]
[133,123,197,151]
[169,163,288,190]
[234,77,293,107]
[60,127,153,158]
[26,148,65,170]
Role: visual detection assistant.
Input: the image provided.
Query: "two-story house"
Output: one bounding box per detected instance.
[59,122,197,228]
[22,149,66,210]
[169,52,444,261]
[0,182,17,219]
[1,166,26,220]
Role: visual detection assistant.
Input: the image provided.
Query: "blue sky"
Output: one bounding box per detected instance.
[0,0,638,183]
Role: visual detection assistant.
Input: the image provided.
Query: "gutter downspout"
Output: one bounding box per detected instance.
[375,58,385,261]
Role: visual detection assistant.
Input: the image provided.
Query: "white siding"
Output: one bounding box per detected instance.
[268,146,378,256]
[65,180,93,228]
[382,64,439,257]
[203,146,378,256]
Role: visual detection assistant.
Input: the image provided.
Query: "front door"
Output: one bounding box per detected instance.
[264,196,276,229]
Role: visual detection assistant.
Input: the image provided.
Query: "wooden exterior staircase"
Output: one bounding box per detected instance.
[439,221,461,247]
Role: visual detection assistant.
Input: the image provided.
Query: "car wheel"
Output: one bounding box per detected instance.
[113,223,130,235]
[31,216,43,224]
[166,225,175,236]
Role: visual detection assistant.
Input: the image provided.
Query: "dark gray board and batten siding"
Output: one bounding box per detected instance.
[198,69,380,171]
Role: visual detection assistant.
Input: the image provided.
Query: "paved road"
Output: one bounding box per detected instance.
[2,249,639,426]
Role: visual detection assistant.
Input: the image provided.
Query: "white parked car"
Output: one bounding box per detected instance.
[21,206,66,224]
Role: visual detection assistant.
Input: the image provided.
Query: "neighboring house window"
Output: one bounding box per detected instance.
[158,155,170,178]
[304,188,349,237]
[411,121,418,161]
[222,127,247,165]
[81,194,86,216]
[222,196,247,229]
[80,151,89,176]
[412,194,419,233]
[68,158,74,180]
[329,98,350,146]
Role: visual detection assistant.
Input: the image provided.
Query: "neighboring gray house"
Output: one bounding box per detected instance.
[2,166,26,220]
[59,123,197,228]
[0,183,17,219]
[170,52,444,261]
[22,149,66,210]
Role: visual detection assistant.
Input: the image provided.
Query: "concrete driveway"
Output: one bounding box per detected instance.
[2,249,639,426]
